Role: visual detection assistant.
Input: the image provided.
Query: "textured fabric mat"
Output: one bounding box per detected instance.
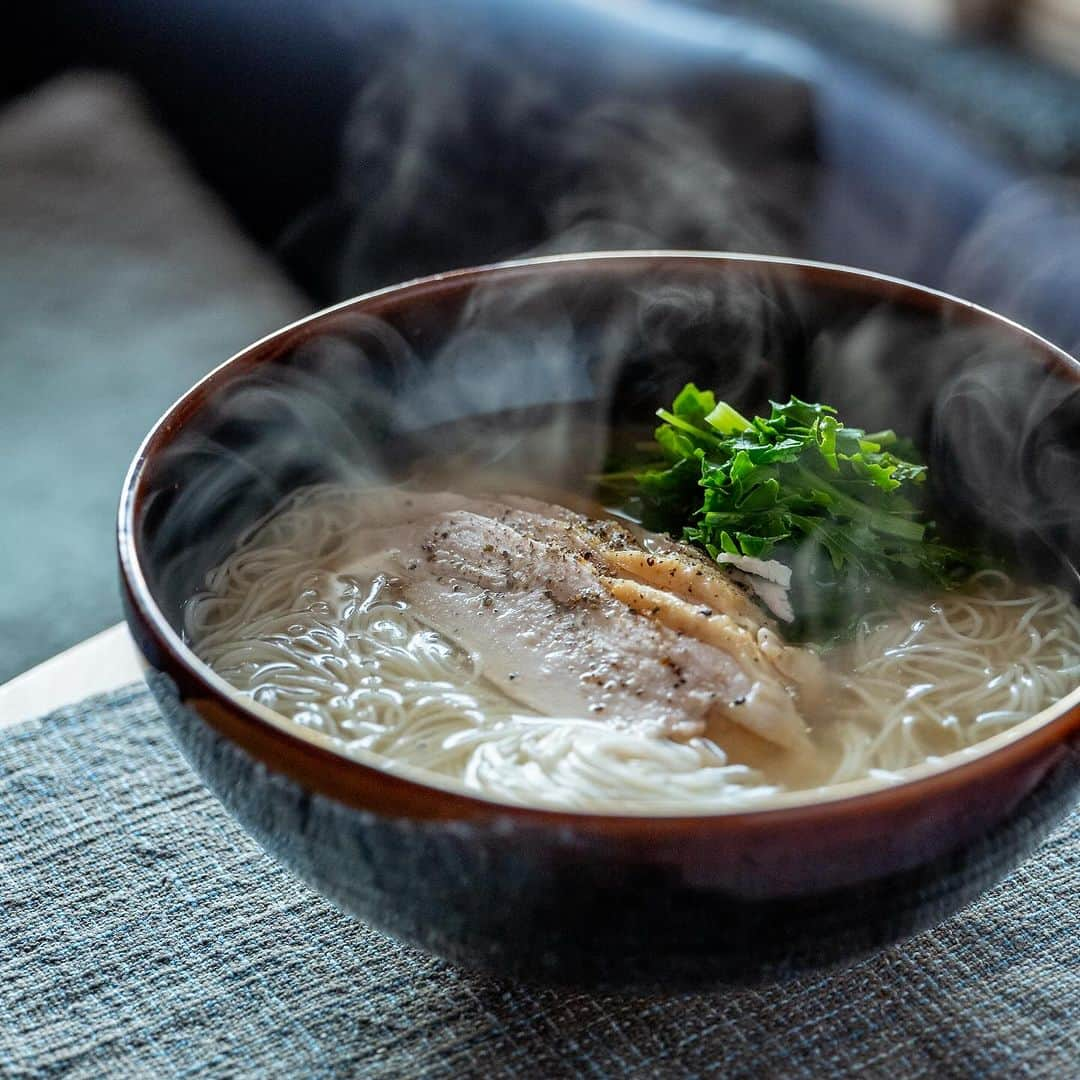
[1,686,1077,1079]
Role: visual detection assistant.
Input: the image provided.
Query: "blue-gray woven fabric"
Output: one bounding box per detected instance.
[1,686,1077,1079]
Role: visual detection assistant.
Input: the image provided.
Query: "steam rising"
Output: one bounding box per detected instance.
[948,179,1080,359]
[294,0,816,296]
[146,0,1080,636]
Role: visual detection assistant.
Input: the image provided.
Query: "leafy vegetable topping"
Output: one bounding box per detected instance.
[602,384,978,639]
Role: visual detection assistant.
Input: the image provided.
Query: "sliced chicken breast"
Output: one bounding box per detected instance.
[336,491,823,753]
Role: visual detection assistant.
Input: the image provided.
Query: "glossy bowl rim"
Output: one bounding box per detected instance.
[118,250,1080,830]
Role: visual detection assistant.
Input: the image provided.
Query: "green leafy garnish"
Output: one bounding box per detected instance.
[602,384,978,639]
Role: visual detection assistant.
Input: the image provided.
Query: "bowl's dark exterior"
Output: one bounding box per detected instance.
[119,253,1080,988]
[128,651,1080,988]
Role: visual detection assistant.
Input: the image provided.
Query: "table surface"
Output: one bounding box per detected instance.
[0,623,142,731]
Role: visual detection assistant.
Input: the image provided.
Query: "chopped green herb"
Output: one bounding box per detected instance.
[601,384,979,639]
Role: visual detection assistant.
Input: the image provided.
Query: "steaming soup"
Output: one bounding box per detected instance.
[184,389,1080,812]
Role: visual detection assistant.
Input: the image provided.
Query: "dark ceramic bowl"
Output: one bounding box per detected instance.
[119,252,1080,988]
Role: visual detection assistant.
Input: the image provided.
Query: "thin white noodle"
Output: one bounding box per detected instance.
[823,569,1080,782]
[185,485,1080,810]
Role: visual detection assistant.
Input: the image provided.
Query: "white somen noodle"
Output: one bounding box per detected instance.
[825,571,1080,782]
[185,484,1080,811]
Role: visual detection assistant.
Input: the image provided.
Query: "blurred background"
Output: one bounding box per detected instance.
[5,0,1080,683]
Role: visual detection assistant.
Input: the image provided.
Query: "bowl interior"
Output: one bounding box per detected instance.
[131,253,1080,682]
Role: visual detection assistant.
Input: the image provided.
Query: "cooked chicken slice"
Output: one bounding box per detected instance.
[491,497,824,722]
[498,494,774,629]
[602,577,755,654]
[334,492,823,754]
[601,577,814,752]
[602,549,765,630]
[340,510,755,739]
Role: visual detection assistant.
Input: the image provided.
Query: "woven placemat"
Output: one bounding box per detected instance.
[1,686,1076,1078]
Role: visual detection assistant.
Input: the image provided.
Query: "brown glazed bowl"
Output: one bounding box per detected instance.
[119,253,1080,988]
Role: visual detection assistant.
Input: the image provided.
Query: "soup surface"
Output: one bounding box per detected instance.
[185,482,1080,811]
